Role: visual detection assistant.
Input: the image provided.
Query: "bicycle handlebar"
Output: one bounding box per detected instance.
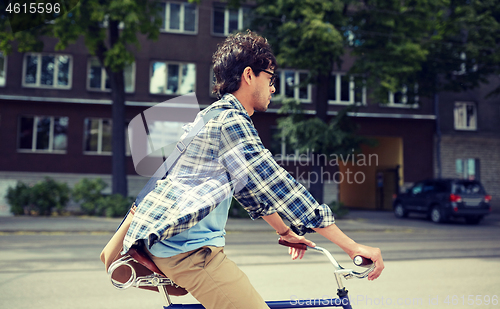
[278,239,375,280]
[353,255,373,267]
[278,239,309,251]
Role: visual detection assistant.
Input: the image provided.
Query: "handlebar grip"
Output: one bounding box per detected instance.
[353,255,373,267]
[278,239,308,250]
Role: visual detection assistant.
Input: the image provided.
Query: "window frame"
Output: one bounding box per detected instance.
[86,57,136,93]
[272,69,312,103]
[209,67,217,98]
[22,53,73,89]
[384,84,419,108]
[83,118,113,155]
[83,117,132,156]
[149,60,197,95]
[17,115,69,154]
[454,101,477,131]
[161,1,198,34]
[455,158,480,181]
[328,73,366,105]
[211,4,248,36]
[0,52,6,87]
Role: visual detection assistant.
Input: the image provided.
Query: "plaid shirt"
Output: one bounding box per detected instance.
[123,94,335,254]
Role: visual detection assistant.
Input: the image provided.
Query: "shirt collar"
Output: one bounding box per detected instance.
[221,93,247,114]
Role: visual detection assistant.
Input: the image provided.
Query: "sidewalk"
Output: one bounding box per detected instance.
[0,211,411,234]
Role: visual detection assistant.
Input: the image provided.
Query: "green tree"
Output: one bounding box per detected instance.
[0,0,163,197]
[252,0,368,203]
[348,0,500,101]
[349,0,500,176]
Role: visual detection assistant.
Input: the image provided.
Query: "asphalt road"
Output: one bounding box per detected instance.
[1,211,499,309]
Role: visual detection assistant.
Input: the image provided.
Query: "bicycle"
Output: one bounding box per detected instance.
[107,239,375,309]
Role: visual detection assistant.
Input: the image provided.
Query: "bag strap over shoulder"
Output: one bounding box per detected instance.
[133,107,228,207]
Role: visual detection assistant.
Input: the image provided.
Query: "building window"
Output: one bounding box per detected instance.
[456,158,480,181]
[150,61,196,95]
[0,52,6,87]
[161,2,197,33]
[18,116,68,153]
[386,84,419,107]
[84,118,113,154]
[147,120,185,157]
[209,67,217,97]
[269,127,308,160]
[87,58,135,92]
[273,70,311,102]
[328,74,366,105]
[84,118,131,155]
[212,4,251,36]
[454,102,477,130]
[23,53,72,89]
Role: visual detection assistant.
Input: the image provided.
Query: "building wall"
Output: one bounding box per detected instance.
[439,135,500,201]
[436,76,500,204]
[438,76,500,137]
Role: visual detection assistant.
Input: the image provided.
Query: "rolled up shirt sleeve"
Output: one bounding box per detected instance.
[218,110,335,235]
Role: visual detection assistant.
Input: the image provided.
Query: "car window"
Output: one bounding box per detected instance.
[423,182,435,193]
[411,182,424,195]
[454,181,485,194]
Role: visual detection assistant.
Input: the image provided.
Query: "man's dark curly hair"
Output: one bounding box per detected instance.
[212,30,277,98]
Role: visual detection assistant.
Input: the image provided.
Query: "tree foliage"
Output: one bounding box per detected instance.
[253,0,346,78]
[276,98,375,157]
[349,0,500,100]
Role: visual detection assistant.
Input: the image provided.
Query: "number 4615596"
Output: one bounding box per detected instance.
[5,2,61,14]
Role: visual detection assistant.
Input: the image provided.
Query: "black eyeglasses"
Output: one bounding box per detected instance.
[260,70,277,87]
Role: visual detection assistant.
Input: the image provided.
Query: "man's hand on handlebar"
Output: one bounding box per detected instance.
[348,244,384,281]
[279,231,316,260]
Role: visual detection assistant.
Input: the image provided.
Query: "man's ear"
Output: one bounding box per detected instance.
[241,66,253,86]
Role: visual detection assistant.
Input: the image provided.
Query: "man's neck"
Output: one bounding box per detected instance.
[231,90,254,116]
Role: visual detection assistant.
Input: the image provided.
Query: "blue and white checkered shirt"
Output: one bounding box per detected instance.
[122,93,335,253]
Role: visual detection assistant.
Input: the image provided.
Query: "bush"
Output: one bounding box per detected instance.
[31,178,71,216]
[72,178,108,216]
[5,181,32,215]
[5,177,132,217]
[5,178,70,216]
[328,200,349,219]
[97,194,134,218]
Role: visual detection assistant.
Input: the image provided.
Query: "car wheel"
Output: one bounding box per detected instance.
[465,216,483,225]
[394,203,408,218]
[430,205,446,224]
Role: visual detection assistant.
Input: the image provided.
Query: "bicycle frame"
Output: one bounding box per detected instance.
[108,244,374,309]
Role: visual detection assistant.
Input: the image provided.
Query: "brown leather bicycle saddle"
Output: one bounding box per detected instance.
[113,245,188,296]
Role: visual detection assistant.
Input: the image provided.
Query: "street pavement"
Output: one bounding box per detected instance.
[0,208,499,234]
[1,210,500,309]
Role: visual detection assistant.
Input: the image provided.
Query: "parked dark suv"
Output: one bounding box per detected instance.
[393,179,492,224]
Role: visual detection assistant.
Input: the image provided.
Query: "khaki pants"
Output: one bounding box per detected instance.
[147,246,269,309]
